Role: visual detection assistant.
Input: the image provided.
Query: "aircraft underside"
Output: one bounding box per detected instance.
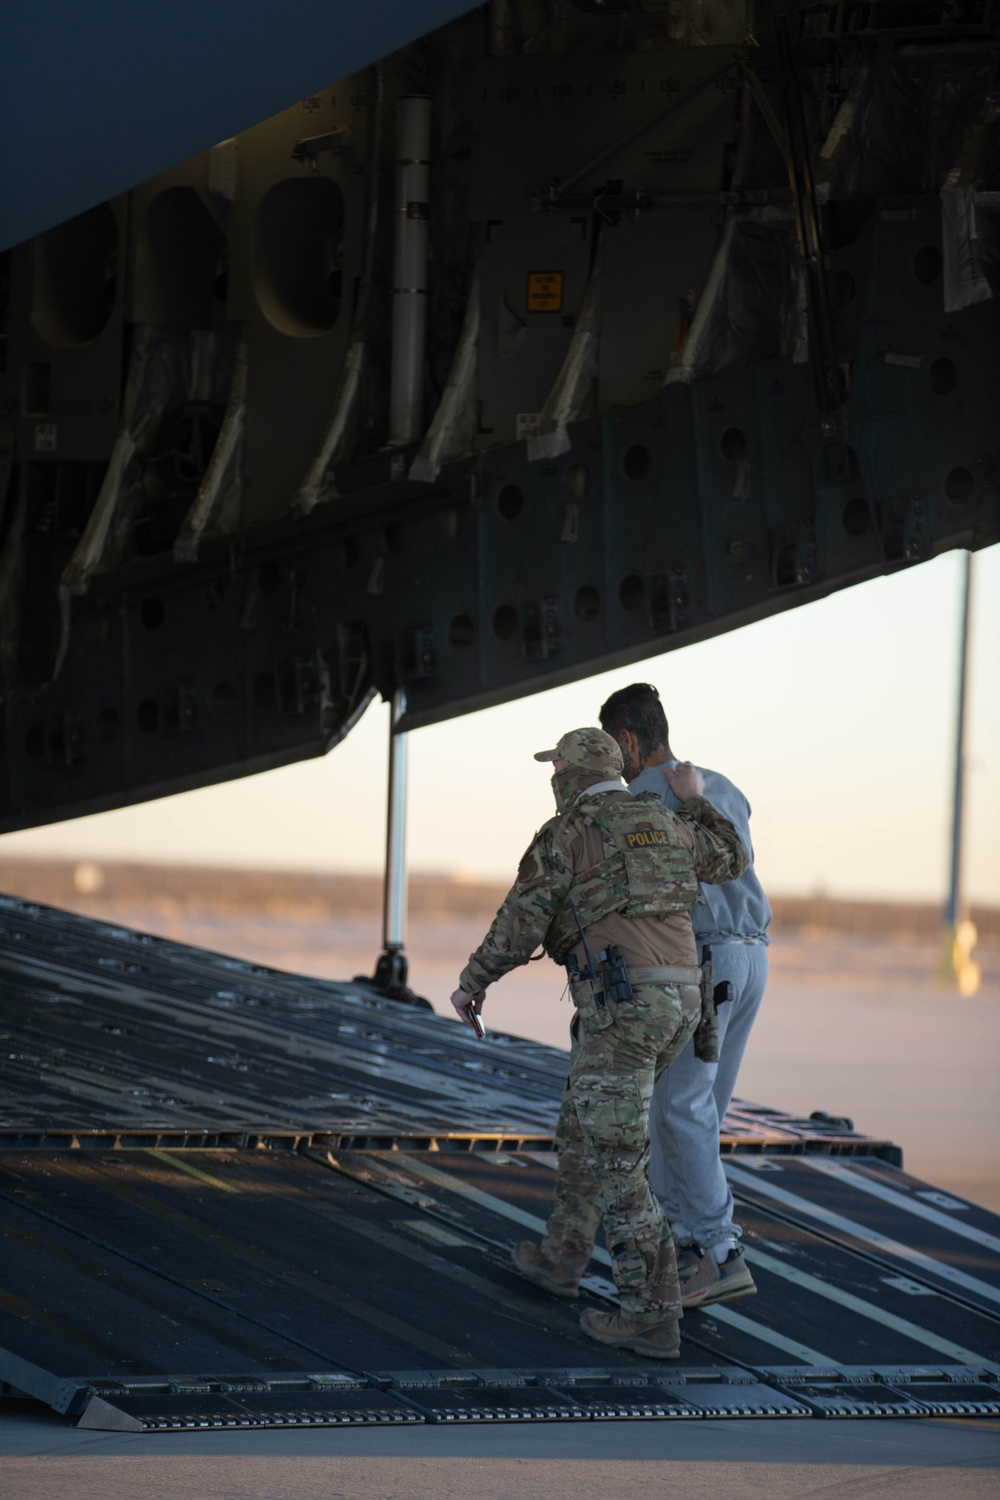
[0,0,997,830]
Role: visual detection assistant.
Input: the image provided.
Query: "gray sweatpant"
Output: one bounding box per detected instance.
[647,941,769,1252]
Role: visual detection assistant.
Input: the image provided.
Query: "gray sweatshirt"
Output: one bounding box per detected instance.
[629,760,772,946]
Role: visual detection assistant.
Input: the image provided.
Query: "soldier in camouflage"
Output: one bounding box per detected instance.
[450,727,748,1358]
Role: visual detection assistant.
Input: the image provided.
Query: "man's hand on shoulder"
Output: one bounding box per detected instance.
[664,762,705,801]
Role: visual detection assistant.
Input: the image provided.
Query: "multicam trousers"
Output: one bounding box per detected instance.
[541,981,701,1322]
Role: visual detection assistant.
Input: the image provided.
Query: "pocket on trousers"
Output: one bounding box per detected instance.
[577,996,616,1037]
[574,1076,647,1156]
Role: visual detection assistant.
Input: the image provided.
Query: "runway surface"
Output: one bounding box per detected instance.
[3,1400,998,1500]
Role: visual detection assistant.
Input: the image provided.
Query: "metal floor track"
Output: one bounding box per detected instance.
[0,895,997,1430]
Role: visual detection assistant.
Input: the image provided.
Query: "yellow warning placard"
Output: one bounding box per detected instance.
[526,271,564,313]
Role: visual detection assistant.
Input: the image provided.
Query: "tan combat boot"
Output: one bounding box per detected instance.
[511,1241,580,1299]
[579,1307,681,1359]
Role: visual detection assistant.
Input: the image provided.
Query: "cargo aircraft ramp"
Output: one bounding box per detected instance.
[0,893,998,1432]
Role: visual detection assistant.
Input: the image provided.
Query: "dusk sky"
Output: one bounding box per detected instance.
[2,544,997,906]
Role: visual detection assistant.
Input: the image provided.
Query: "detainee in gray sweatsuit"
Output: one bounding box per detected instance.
[600,682,770,1309]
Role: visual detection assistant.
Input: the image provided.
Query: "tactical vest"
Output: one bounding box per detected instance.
[546,790,701,960]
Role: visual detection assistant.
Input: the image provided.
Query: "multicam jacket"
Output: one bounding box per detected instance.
[460,787,748,994]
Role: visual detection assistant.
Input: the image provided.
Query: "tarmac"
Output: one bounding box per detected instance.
[2,1398,999,1500]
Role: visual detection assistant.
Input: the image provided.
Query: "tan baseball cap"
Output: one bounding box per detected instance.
[533,727,624,777]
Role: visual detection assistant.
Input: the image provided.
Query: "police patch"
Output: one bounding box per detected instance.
[626,829,668,849]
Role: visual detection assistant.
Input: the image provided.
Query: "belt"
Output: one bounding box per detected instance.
[626,964,702,986]
[568,964,703,1010]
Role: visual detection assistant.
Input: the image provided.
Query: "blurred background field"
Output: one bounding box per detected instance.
[3,856,998,1215]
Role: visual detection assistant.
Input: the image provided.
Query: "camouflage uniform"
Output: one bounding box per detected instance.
[459,728,748,1323]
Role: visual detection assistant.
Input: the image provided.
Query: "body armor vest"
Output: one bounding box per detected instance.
[546,790,700,960]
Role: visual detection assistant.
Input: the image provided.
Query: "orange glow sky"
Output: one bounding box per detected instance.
[2,546,997,905]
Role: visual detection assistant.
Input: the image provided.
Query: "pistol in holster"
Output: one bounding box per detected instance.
[692,946,735,1063]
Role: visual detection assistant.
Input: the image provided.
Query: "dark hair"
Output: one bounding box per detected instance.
[599,682,669,765]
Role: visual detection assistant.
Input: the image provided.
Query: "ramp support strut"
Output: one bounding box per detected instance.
[369,686,429,1004]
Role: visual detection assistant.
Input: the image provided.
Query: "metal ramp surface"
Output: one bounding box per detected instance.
[0,895,998,1430]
